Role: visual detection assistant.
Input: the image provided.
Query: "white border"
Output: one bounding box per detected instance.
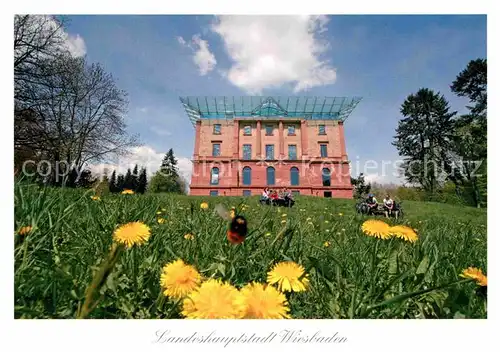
[1,1,496,352]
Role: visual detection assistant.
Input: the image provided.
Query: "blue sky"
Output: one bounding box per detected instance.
[63,15,486,184]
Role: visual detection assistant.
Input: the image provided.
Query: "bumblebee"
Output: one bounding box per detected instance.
[227,215,248,244]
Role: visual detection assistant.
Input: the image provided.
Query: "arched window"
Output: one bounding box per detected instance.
[210,167,219,185]
[242,167,252,185]
[290,167,299,186]
[266,167,275,186]
[322,168,331,186]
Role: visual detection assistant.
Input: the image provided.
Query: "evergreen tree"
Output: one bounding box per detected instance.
[136,168,148,194]
[449,58,487,207]
[160,148,179,179]
[131,164,139,191]
[116,174,125,192]
[109,170,117,193]
[393,88,457,194]
[350,173,371,200]
[123,168,133,190]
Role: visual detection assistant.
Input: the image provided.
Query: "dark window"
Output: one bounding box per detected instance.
[265,145,274,160]
[288,125,295,135]
[267,167,275,185]
[243,144,252,160]
[210,167,219,185]
[290,167,299,186]
[210,190,219,196]
[324,191,332,198]
[243,190,251,197]
[244,125,252,135]
[320,144,328,158]
[288,145,297,160]
[265,125,273,136]
[212,143,221,157]
[213,124,221,134]
[319,125,326,135]
[322,168,331,186]
[242,166,251,186]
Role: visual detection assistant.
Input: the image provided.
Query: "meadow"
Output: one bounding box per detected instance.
[14,182,487,319]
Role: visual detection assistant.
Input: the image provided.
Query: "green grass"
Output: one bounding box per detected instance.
[14,182,487,319]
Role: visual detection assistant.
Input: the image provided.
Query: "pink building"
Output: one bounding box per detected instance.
[180,96,362,198]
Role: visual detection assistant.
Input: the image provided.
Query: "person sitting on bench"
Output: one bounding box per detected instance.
[383,194,394,218]
[366,193,378,214]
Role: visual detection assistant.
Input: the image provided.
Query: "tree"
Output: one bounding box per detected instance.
[123,168,133,190]
[136,168,147,194]
[15,52,139,185]
[449,58,487,207]
[350,173,371,200]
[116,174,125,192]
[131,164,139,191]
[393,88,457,194]
[109,170,117,193]
[160,149,180,179]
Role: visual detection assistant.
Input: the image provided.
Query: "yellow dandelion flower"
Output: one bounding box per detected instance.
[460,267,487,286]
[160,259,201,299]
[265,232,271,237]
[361,220,392,240]
[184,233,194,240]
[267,261,309,293]
[121,189,134,195]
[157,218,166,224]
[200,202,209,210]
[389,225,418,243]
[91,195,100,201]
[237,282,290,319]
[282,213,287,217]
[156,211,162,215]
[281,219,287,224]
[230,210,235,219]
[113,221,151,248]
[181,279,243,319]
[338,213,343,216]
[17,226,32,236]
[323,241,331,247]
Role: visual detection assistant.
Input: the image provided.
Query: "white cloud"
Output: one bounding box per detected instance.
[177,34,217,75]
[88,145,192,185]
[26,15,87,58]
[210,15,336,93]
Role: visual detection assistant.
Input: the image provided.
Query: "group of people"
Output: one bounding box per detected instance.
[261,187,293,201]
[366,193,399,218]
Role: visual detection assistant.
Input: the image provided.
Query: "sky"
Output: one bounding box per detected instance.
[60,15,486,185]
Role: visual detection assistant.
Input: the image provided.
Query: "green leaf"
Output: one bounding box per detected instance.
[388,248,398,275]
[416,255,430,275]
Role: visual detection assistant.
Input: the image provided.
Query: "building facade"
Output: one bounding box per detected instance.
[180,96,361,198]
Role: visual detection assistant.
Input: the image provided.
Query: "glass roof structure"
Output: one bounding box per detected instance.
[180,96,362,126]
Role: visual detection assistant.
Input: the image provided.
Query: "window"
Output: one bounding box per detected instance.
[320,144,328,158]
[319,125,326,135]
[213,124,221,135]
[212,143,221,157]
[290,167,299,186]
[288,145,297,160]
[322,168,331,186]
[243,190,251,197]
[242,166,252,185]
[243,144,252,160]
[265,125,273,136]
[265,145,274,160]
[292,190,300,197]
[210,190,219,196]
[266,167,275,185]
[288,125,295,135]
[243,125,252,136]
[210,167,219,185]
